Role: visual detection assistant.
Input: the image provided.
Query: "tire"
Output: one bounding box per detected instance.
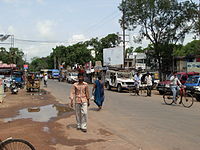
[0,138,35,150]
[195,94,200,102]
[159,90,165,95]
[182,92,194,108]
[117,84,122,92]
[163,93,174,105]
[105,82,111,90]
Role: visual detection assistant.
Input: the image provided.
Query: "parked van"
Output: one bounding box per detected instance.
[105,70,135,92]
[66,72,78,83]
[156,72,199,94]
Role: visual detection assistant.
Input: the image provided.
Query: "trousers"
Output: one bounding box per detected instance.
[171,85,180,101]
[147,86,152,96]
[75,102,88,129]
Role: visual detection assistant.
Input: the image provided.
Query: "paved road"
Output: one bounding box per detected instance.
[46,79,200,150]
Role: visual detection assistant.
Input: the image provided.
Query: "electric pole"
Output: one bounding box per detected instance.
[122,0,126,68]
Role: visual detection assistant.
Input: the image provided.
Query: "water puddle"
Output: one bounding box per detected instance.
[4,104,74,123]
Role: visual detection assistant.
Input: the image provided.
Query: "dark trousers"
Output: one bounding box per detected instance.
[147,86,152,96]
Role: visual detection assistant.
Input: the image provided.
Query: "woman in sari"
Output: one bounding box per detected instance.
[92,76,104,110]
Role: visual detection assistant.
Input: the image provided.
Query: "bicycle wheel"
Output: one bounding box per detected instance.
[182,92,194,108]
[0,139,35,150]
[163,93,174,105]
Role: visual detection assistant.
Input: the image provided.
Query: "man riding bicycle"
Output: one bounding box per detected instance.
[170,72,182,103]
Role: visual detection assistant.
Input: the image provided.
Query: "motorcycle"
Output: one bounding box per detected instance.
[10,80,18,94]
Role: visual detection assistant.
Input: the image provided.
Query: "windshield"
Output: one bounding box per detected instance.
[72,73,78,76]
[117,73,130,78]
[186,77,199,84]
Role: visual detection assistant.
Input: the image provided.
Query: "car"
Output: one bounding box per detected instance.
[184,75,200,94]
[105,70,135,92]
[194,86,200,101]
[66,72,78,83]
[156,72,199,95]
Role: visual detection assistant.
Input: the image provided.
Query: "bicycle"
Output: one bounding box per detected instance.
[163,85,194,108]
[128,84,146,96]
[0,137,35,150]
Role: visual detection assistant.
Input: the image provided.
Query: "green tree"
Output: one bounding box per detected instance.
[0,47,25,69]
[9,48,25,68]
[0,47,9,63]
[119,0,198,79]
[87,33,120,62]
[29,57,49,72]
[174,40,200,56]
[134,46,144,53]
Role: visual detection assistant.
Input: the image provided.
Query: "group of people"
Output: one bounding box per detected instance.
[133,72,153,97]
[69,73,104,133]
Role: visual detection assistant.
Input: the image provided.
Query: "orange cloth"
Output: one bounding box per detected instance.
[69,82,90,103]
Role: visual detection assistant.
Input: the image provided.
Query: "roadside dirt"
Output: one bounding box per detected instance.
[0,89,135,150]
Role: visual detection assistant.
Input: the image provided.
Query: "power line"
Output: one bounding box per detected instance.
[15,38,66,44]
[83,10,121,35]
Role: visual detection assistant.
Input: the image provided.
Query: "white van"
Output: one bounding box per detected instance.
[105,70,135,92]
[66,72,78,83]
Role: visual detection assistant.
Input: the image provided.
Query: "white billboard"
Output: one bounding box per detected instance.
[103,46,124,66]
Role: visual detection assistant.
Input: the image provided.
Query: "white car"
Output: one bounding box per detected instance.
[105,70,135,92]
[66,72,78,83]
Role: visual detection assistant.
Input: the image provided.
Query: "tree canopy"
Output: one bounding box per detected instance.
[29,33,120,71]
[0,47,25,69]
[174,40,200,56]
[119,0,198,77]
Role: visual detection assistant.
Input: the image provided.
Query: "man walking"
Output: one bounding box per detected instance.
[44,74,48,87]
[145,72,152,96]
[134,72,141,95]
[69,73,90,132]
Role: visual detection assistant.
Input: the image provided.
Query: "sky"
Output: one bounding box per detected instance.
[0,0,199,62]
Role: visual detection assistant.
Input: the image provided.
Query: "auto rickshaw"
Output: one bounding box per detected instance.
[26,72,40,92]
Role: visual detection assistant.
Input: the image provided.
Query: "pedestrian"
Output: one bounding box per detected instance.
[145,72,153,96]
[69,73,90,132]
[134,72,141,95]
[44,74,48,87]
[92,75,105,110]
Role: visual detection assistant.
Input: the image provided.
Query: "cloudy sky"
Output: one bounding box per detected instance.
[0,0,198,61]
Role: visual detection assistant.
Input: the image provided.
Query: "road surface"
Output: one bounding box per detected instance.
[46,79,200,150]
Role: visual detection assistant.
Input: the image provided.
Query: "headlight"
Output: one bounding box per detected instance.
[122,82,125,84]
[165,84,170,88]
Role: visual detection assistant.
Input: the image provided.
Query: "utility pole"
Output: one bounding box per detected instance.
[54,56,57,69]
[122,0,126,68]
[199,0,200,39]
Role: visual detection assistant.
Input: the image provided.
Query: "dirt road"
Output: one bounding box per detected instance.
[0,89,135,150]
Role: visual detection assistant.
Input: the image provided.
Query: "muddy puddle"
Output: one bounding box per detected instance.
[4,104,74,123]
